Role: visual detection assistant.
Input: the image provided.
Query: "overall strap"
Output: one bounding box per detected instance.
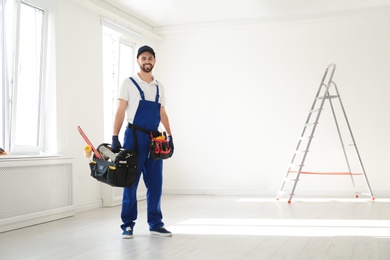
[130,77,145,100]
[130,77,160,102]
[155,80,160,102]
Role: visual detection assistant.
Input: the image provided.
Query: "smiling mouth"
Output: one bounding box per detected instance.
[142,64,153,72]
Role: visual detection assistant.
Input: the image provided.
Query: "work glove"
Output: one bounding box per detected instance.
[168,135,174,157]
[111,135,122,153]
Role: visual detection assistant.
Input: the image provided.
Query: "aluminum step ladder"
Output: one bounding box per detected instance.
[276,64,374,203]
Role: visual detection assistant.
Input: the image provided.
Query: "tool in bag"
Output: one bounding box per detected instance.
[127,122,172,160]
[98,143,117,161]
[84,145,92,158]
[77,126,102,159]
[149,132,171,160]
[77,126,138,187]
[89,144,138,188]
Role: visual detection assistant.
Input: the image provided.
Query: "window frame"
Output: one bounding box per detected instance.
[0,0,6,150]
[102,21,140,142]
[1,0,48,155]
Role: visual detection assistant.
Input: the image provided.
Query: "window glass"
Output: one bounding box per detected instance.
[0,1,4,149]
[102,26,135,142]
[13,3,44,148]
[1,1,47,155]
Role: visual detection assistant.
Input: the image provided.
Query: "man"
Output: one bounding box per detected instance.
[111,45,174,239]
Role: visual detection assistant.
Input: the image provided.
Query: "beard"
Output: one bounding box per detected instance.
[140,63,154,73]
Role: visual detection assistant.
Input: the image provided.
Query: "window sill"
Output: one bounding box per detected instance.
[0,154,73,163]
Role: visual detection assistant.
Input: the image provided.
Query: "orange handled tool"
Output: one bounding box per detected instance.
[77,126,102,159]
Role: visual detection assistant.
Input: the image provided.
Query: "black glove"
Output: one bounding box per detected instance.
[168,135,174,157]
[111,135,122,153]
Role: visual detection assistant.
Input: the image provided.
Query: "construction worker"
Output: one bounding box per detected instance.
[111,45,174,239]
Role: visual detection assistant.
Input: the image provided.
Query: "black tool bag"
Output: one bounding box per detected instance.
[128,122,172,160]
[89,149,138,187]
[150,135,171,160]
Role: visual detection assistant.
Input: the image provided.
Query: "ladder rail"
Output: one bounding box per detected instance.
[327,84,358,194]
[332,83,374,198]
[289,64,337,157]
[303,64,337,129]
[288,73,337,203]
[277,65,337,202]
[277,64,374,202]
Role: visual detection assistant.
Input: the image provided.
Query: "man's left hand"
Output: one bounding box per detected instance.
[168,136,174,157]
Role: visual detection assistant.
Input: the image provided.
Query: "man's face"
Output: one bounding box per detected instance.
[137,51,155,73]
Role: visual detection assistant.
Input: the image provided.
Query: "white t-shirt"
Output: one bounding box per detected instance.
[118,75,166,123]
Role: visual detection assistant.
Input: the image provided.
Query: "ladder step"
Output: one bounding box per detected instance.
[300,136,313,140]
[304,122,318,126]
[285,178,299,181]
[289,164,304,168]
[288,170,305,175]
[344,143,356,147]
[317,95,339,100]
[309,108,323,113]
[277,191,295,196]
[294,150,308,154]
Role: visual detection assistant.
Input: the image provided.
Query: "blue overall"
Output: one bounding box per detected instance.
[120,77,164,231]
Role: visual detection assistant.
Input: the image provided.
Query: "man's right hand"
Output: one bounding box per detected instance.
[111,136,122,153]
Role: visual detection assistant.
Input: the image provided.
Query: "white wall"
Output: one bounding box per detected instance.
[48,1,390,210]
[54,0,158,210]
[55,0,104,209]
[157,13,390,197]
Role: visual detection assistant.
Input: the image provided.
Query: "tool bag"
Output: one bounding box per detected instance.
[89,146,138,187]
[127,122,172,160]
[149,133,171,160]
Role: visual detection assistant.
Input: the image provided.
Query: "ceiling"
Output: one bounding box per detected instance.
[104,0,390,28]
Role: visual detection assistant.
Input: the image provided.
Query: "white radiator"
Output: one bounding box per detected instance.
[0,157,74,232]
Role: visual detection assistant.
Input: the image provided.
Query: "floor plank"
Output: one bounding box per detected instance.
[0,195,389,260]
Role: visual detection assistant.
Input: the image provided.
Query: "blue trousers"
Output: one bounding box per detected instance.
[120,127,164,231]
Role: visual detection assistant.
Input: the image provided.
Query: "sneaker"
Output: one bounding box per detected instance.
[150,226,172,237]
[122,227,133,239]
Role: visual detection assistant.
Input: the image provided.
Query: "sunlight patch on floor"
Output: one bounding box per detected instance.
[235,197,389,203]
[168,218,390,237]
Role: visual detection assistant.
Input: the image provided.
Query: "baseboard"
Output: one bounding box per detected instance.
[0,206,75,233]
[75,192,146,211]
[75,199,103,213]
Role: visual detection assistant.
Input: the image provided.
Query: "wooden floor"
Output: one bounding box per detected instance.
[1,195,390,260]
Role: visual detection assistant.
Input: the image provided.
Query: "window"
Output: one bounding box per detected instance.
[102,23,138,142]
[0,1,47,154]
[13,2,44,151]
[1,0,5,149]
